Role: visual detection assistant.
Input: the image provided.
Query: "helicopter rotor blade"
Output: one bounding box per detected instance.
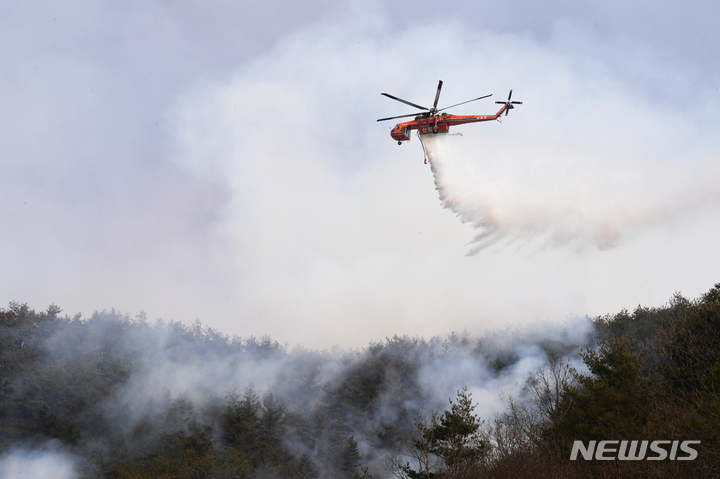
[439,94,492,112]
[380,93,428,111]
[508,89,513,101]
[377,112,423,122]
[433,80,443,109]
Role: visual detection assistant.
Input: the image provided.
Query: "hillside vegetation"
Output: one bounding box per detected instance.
[1,284,719,478]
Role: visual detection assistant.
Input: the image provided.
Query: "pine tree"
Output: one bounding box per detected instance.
[432,387,484,478]
[389,387,484,479]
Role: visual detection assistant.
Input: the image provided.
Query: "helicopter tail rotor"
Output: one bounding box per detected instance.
[495,89,523,116]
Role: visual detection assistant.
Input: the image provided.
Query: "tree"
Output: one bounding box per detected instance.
[257,392,289,470]
[341,436,362,474]
[388,387,484,479]
[433,387,484,478]
[387,410,441,479]
[222,387,262,466]
[658,284,720,399]
[560,337,649,439]
[488,355,577,464]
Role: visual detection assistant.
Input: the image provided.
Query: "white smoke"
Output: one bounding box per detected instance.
[0,445,77,479]
[0,305,598,478]
[421,132,720,255]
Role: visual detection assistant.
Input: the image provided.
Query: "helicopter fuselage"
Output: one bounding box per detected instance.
[390,104,510,143]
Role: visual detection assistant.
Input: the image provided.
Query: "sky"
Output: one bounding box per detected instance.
[1,0,719,349]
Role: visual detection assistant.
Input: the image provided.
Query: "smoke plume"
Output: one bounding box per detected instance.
[0,304,596,478]
[421,132,720,255]
[0,445,78,479]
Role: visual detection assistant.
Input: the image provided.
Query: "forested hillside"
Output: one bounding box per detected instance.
[1,284,719,478]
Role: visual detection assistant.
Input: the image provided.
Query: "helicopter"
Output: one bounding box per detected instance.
[377,80,522,146]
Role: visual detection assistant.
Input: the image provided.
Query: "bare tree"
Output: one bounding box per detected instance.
[387,409,442,479]
[482,355,578,476]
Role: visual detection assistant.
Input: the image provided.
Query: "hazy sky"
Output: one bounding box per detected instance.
[2,0,719,348]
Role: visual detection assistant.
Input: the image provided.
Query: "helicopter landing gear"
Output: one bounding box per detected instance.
[432,127,438,134]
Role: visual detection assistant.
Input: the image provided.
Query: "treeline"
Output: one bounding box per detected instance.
[1,284,719,478]
[470,284,720,478]
[0,304,377,478]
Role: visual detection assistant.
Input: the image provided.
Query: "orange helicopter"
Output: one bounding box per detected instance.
[378,80,522,150]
